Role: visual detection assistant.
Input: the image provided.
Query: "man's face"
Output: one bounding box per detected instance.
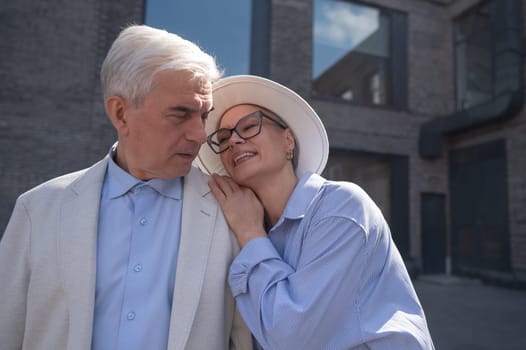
[117,70,213,180]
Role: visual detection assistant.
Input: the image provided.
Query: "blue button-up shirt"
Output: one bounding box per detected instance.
[92,148,183,350]
[229,172,435,349]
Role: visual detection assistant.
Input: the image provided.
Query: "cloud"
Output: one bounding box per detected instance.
[314,1,379,50]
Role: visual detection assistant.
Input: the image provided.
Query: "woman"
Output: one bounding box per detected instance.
[197,75,434,350]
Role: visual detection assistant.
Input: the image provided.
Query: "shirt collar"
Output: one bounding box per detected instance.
[282,171,325,220]
[147,177,183,200]
[105,144,183,200]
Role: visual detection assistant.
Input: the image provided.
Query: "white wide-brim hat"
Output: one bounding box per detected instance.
[196,75,329,176]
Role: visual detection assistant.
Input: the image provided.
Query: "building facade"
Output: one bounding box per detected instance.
[0,0,144,234]
[1,0,525,286]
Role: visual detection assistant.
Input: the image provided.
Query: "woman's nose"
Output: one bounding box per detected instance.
[225,131,245,151]
[229,130,246,144]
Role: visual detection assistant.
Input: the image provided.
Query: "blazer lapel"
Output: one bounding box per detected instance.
[168,167,217,350]
[58,158,108,348]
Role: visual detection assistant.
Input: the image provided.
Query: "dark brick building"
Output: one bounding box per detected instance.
[0,0,143,231]
[1,0,525,286]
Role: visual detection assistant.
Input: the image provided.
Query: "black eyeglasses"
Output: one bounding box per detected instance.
[207,110,287,154]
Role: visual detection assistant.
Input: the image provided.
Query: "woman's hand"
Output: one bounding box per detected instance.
[208,174,267,247]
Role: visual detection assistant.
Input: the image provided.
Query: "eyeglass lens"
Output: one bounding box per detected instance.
[208,112,263,153]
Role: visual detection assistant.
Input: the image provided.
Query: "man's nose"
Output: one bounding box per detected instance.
[186,118,207,144]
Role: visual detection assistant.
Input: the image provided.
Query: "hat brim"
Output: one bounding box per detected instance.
[196,75,329,176]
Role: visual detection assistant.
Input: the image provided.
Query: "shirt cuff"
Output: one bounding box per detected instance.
[228,237,280,296]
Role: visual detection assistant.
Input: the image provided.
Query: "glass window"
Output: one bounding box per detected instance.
[454,2,494,111]
[323,150,411,258]
[313,0,403,107]
[323,151,392,224]
[144,0,252,76]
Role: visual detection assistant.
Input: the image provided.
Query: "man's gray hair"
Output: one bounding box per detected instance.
[101,24,222,105]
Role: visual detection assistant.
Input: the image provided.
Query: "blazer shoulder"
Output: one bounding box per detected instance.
[184,165,212,196]
[19,157,108,202]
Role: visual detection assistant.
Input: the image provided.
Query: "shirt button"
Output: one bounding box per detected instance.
[127,312,135,320]
[134,264,143,272]
[139,218,147,225]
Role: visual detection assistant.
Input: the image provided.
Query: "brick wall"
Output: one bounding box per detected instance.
[268,0,526,273]
[1,0,525,275]
[0,0,143,234]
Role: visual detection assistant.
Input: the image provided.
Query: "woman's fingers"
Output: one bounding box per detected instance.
[208,176,225,201]
[211,173,237,197]
[208,174,237,206]
[207,174,267,247]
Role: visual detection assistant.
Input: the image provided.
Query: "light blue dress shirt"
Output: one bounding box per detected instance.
[92,148,183,350]
[229,172,435,350]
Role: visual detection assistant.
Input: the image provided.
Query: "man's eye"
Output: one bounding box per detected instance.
[168,114,186,122]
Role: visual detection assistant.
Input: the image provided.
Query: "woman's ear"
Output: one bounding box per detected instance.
[105,95,130,135]
[284,128,296,151]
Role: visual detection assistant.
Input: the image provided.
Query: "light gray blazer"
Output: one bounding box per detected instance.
[0,157,251,350]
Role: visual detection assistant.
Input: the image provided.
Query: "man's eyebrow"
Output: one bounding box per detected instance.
[165,106,215,114]
[165,106,191,113]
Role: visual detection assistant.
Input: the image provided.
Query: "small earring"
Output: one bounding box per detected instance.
[286,149,293,160]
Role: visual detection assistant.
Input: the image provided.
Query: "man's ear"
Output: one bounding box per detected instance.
[105,95,130,135]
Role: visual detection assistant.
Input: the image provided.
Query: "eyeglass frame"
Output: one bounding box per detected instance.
[206,110,288,154]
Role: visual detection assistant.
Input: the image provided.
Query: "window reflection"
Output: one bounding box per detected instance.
[323,150,392,224]
[455,2,493,110]
[144,0,252,76]
[312,0,391,106]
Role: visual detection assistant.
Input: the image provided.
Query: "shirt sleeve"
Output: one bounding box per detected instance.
[228,217,368,350]
[229,237,293,297]
[228,215,434,350]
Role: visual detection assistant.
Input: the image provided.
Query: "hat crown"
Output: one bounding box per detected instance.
[197,75,329,177]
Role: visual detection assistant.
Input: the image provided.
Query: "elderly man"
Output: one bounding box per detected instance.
[0,25,251,350]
